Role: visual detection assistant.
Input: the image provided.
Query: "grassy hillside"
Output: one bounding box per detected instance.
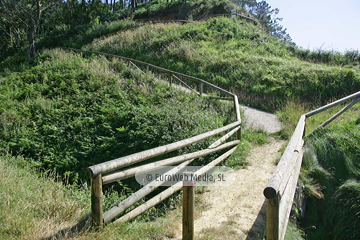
[114,0,241,21]
[0,49,236,183]
[83,17,360,111]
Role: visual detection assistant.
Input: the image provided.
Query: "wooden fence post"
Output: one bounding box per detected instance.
[91,173,103,228]
[266,196,279,240]
[237,127,242,140]
[199,82,204,95]
[183,172,195,240]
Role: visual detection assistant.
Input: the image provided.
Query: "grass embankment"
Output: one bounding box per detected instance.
[83,17,360,111]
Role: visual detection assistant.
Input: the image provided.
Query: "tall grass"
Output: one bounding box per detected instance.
[0,155,89,240]
[301,118,360,240]
[294,47,360,67]
[36,19,142,51]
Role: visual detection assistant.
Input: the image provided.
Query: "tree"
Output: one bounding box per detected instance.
[0,0,63,58]
[249,0,293,44]
[231,0,257,9]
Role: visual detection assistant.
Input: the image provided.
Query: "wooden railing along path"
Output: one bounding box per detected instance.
[264,91,360,240]
[66,48,242,228]
[66,47,359,237]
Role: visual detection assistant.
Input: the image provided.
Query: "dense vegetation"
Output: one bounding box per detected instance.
[301,117,360,240]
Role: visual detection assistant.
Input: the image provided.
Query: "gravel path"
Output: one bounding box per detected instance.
[240,105,283,133]
[193,138,285,239]
[166,76,284,133]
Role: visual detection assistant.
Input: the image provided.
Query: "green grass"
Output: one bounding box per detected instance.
[284,222,305,240]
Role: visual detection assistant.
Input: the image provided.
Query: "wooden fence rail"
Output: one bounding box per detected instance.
[264,90,360,240]
[66,48,243,227]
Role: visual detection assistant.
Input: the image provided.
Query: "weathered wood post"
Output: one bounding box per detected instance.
[183,172,195,240]
[91,173,104,228]
[233,95,241,140]
[199,82,204,95]
[265,195,279,240]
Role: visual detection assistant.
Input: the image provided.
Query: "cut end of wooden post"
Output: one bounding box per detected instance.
[87,167,95,179]
[263,186,277,199]
[183,172,195,187]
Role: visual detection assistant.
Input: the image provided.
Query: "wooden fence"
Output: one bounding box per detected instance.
[67,49,242,227]
[264,90,360,240]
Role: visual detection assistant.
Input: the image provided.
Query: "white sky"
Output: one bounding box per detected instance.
[264,0,360,53]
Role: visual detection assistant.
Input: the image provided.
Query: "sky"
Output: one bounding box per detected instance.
[264,0,360,53]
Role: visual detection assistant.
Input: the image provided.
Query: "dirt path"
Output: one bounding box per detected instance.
[172,138,285,240]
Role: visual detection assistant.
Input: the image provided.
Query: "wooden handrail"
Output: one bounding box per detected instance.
[101,140,240,185]
[88,121,241,178]
[113,146,238,224]
[264,91,360,240]
[305,91,360,118]
[103,159,194,224]
[264,115,305,199]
